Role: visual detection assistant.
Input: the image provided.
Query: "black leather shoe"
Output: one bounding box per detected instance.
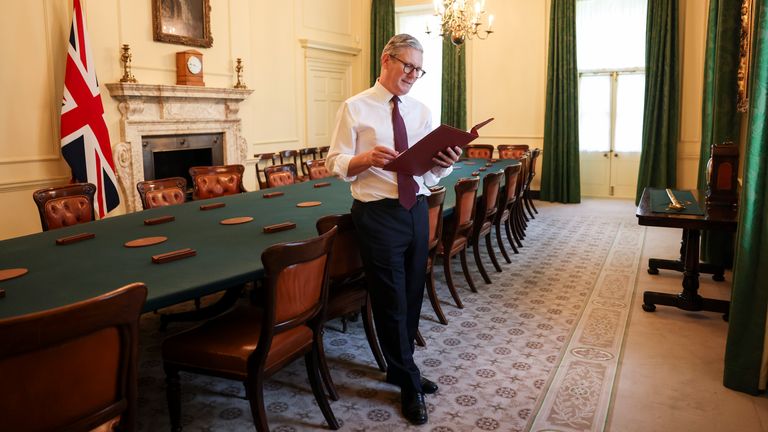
[420,377,438,394]
[401,389,428,425]
[386,376,439,394]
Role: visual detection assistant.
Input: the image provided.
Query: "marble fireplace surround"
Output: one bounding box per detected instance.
[106,83,253,212]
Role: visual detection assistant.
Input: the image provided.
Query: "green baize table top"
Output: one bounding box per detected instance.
[0,159,518,319]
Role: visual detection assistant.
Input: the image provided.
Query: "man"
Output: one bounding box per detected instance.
[326,34,462,425]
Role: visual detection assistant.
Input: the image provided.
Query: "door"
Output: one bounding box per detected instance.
[579,71,644,198]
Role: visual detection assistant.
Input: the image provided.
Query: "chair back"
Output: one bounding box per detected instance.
[474,171,503,235]
[443,177,480,247]
[516,155,529,200]
[497,144,529,160]
[136,177,187,210]
[32,183,96,231]
[316,214,364,283]
[264,163,299,188]
[528,147,541,184]
[318,146,331,158]
[499,163,522,210]
[299,148,319,175]
[259,227,337,339]
[0,283,147,432]
[278,149,299,166]
[305,159,332,180]
[254,152,278,189]
[427,187,446,251]
[189,165,246,200]
[465,144,494,159]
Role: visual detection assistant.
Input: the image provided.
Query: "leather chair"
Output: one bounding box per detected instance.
[278,149,299,166]
[437,177,480,308]
[512,154,530,245]
[464,144,495,159]
[497,144,529,160]
[524,148,542,218]
[264,163,299,188]
[162,227,340,432]
[305,158,332,180]
[299,147,319,176]
[136,177,187,210]
[424,187,448,325]
[0,283,147,432]
[470,171,504,284]
[32,182,96,231]
[254,153,278,190]
[494,163,523,262]
[189,165,246,200]
[316,214,386,400]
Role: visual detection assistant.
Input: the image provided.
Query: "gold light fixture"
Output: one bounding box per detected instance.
[426,0,494,46]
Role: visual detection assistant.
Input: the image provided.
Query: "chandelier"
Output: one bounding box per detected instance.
[426,0,494,46]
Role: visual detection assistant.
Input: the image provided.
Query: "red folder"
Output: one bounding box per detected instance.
[383,118,494,176]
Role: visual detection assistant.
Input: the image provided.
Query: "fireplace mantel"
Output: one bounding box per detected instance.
[106,83,253,212]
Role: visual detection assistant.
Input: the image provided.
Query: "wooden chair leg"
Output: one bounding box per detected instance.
[526,190,539,214]
[164,366,182,432]
[305,348,341,430]
[472,236,492,284]
[362,297,387,371]
[504,217,520,254]
[442,253,464,308]
[245,368,270,432]
[317,328,339,401]
[524,192,536,219]
[485,232,503,272]
[496,219,512,263]
[459,248,478,293]
[415,329,426,347]
[425,270,448,325]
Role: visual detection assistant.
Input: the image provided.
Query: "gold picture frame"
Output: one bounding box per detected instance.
[152,0,212,48]
[737,0,755,112]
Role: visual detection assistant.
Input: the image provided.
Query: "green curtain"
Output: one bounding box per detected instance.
[698,0,741,267]
[540,0,580,203]
[370,0,395,86]
[441,39,466,129]
[724,0,768,395]
[634,0,681,204]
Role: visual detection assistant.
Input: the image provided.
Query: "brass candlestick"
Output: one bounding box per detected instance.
[119,44,137,83]
[234,58,247,89]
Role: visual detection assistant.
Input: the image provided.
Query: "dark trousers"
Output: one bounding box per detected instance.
[351,197,428,392]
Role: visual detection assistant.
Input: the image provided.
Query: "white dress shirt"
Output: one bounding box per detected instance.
[326,81,452,203]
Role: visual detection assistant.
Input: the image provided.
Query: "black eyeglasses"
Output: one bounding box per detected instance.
[389,55,426,78]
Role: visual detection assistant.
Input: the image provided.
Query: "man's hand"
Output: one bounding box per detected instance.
[367,145,399,168]
[432,146,462,168]
[346,145,399,176]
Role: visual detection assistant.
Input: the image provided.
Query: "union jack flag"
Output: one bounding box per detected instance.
[61,0,119,218]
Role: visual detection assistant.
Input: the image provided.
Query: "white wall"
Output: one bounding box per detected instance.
[0,0,369,240]
[0,0,707,240]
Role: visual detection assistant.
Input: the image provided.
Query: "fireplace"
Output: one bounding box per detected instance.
[106,83,253,211]
[142,133,224,192]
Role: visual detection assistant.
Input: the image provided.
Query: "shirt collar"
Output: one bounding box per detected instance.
[372,80,400,105]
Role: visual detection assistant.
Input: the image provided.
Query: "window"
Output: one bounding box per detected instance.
[396,8,443,126]
[577,0,647,153]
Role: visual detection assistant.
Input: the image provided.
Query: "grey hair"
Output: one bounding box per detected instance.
[382,34,423,56]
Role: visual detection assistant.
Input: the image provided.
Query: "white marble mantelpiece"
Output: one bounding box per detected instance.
[106,83,253,212]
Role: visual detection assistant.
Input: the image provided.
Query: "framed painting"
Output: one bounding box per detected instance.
[737,0,755,112]
[152,0,213,48]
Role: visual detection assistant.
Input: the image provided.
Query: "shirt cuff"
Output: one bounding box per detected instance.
[330,154,357,182]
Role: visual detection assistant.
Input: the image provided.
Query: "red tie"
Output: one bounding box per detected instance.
[392,96,418,209]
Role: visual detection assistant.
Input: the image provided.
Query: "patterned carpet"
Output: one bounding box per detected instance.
[135,207,644,432]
